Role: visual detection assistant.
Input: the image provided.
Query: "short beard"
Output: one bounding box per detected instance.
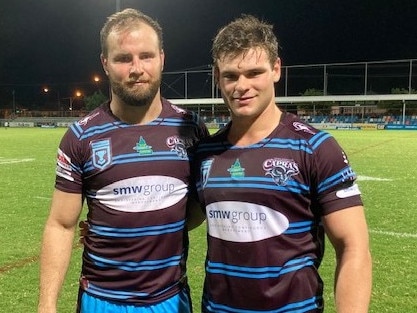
[111,77,161,107]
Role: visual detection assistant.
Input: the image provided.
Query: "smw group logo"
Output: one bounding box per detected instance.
[96,176,187,212]
[206,201,289,242]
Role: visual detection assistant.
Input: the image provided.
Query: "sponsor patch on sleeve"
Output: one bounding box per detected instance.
[56,148,74,181]
[336,183,361,198]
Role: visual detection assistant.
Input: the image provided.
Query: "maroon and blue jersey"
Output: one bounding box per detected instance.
[55,99,208,305]
[193,112,363,313]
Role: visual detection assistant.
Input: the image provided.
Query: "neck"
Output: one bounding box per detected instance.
[110,94,162,125]
[228,105,282,146]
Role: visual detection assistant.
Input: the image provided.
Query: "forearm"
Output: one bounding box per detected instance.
[38,222,76,313]
[334,249,372,313]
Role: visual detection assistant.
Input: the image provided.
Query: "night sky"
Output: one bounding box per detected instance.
[1,0,416,104]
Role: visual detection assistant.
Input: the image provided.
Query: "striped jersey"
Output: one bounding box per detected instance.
[55,99,208,305]
[193,112,363,313]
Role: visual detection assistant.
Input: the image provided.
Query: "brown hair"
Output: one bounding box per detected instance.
[100,8,163,57]
[212,14,279,67]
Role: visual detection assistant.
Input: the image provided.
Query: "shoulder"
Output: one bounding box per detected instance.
[67,102,116,140]
[279,112,335,149]
[76,104,106,127]
[280,112,320,139]
[162,98,198,121]
[162,98,209,139]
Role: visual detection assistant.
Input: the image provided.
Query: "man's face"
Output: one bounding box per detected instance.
[215,48,280,119]
[101,23,165,107]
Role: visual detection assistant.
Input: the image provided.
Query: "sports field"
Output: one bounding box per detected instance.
[0,127,416,312]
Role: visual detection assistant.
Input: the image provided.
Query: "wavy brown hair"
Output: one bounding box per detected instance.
[212,14,279,68]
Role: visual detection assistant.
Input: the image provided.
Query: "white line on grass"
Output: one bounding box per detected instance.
[357,175,392,182]
[35,196,51,200]
[0,158,35,165]
[370,229,417,239]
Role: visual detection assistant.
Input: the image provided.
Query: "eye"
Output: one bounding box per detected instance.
[222,73,238,81]
[114,54,132,63]
[248,70,262,78]
[140,52,155,60]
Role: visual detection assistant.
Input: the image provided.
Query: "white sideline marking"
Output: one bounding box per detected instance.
[0,157,35,165]
[357,175,392,182]
[370,229,417,239]
[35,196,51,200]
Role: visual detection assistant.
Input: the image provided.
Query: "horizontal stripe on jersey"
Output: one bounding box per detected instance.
[206,256,314,279]
[203,295,321,313]
[90,220,185,237]
[197,176,309,194]
[88,252,182,271]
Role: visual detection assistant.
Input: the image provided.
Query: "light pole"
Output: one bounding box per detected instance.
[96,73,111,99]
[93,75,102,93]
[61,97,73,117]
[63,90,82,118]
[69,97,74,117]
[12,89,16,116]
[71,91,82,117]
[43,87,61,116]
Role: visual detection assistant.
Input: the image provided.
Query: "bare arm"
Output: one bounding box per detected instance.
[323,205,372,313]
[38,189,83,313]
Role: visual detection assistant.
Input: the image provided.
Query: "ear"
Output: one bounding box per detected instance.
[213,66,220,85]
[272,58,281,83]
[100,54,109,76]
[160,49,165,72]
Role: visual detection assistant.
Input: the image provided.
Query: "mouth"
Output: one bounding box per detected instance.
[128,80,147,87]
[233,96,254,104]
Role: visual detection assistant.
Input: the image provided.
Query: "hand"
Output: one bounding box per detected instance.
[78,220,89,245]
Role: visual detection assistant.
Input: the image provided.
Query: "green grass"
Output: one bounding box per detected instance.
[1,128,417,312]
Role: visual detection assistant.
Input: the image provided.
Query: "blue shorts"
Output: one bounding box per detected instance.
[79,289,192,313]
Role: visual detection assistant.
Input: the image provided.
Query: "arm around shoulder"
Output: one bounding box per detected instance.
[322,205,372,313]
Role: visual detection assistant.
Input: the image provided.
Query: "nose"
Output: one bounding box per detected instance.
[235,75,249,91]
[129,57,144,75]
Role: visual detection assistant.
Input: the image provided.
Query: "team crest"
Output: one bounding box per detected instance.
[91,139,111,170]
[263,158,300,186]
[201,159,214,188]
[166,136,187,158]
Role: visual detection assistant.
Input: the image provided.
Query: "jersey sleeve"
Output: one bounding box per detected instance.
[54,125,86,194]
[310,132,363,215]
